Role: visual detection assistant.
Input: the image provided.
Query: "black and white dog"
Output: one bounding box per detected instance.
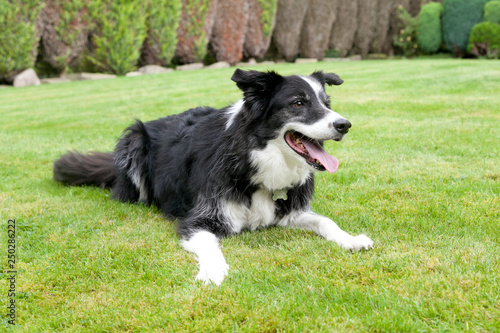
[53,69,374,285]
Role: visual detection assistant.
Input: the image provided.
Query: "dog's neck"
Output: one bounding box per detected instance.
[250,137,313,192]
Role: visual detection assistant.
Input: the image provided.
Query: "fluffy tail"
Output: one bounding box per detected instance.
[53,151,115,189]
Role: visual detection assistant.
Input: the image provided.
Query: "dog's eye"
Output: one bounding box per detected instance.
[293,101,304,108]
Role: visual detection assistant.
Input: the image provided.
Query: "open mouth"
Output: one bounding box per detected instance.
[285,131,339,173]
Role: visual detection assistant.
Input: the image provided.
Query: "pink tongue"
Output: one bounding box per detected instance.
[302,140,339,173]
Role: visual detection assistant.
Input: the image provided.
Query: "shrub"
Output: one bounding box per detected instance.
[185,0,212,63]
[418,2,443,54]
[442,0,489,55]
[141,0,182,66]
[483,0,500,23]
[393,6,419,57]
[258,0,278,39]
[38,0,92,73]
[467,22,500,58]
[88,0,147,75]
[0,0,42,81]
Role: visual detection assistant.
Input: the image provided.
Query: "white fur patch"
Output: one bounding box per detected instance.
[223,188,277,233]
[249,111,346,190]
[225,99,245,130]
[300,75,347,126]
[129,168,148,203]
[250,135,312,191]
[301,76,324,101]
[181,231,229,285]
[284,111,346,141]
[281,211,374,251]
[221,200,248,233]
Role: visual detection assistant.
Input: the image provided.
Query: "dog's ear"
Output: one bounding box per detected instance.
[231,69,284,104]
[310,71,343,86]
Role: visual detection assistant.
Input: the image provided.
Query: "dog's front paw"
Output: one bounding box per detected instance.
[341,234,374,252]
[196,259,229,286]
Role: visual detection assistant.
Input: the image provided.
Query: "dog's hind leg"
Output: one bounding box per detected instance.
[181,230,229,285]
[280,211,374,252]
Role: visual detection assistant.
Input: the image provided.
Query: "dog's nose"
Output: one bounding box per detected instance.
[333,119,351,134]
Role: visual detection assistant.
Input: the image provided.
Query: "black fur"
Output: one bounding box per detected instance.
[310,70,344,87]
[53,151,115,189]
[53,69,344,240]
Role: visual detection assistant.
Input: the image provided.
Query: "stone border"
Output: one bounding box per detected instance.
[10,56,369,88]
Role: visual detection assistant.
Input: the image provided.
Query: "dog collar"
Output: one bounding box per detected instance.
[272,189,288,201]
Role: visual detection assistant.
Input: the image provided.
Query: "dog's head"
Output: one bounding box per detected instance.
[231,69,350,174]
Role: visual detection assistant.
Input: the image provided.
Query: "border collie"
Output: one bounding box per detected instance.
[53,69,374,285]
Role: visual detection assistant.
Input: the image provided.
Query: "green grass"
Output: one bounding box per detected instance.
[1,59,499,332]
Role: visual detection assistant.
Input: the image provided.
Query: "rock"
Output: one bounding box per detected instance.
[236,58,258,67]
[62,73,117,81]
[176,63,204,71]
[322,57,351,62]
[125,72,143,77]
[40,77,72,84]
[209,0,247,65]
[13,69,41,87]
[295,58,318,64]
[348,55,362,61]
[366,53,388,60]
[299,0,338,59]
[137,65,173,74]
[257,61,275,66]
[205,61,231,69]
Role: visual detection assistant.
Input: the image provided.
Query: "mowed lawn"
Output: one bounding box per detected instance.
[0,59,499,332]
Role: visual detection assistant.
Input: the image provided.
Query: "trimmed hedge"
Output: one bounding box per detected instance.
[0,0,42,81]
[88,0,147,75]
[141,0,181,66]
[442,0,489,55]
[418,2,443,54]
[467,22,500,58]
[483,0,500,23]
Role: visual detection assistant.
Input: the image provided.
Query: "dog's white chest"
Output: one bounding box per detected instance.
[223,189,277,233]
[250,137,312,191]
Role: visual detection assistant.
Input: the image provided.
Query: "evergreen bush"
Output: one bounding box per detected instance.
[483,0,500,23]
[258,0,278,39]
[52,0,92,71]
[36,0,92,74]
[88,0,147,75]
[141,0,181,66]
[442,0,489,55]
[184,0,212,63]
[418,2,443,54]
[393,6,419,57]
[0,0,42,81]
[467,22,500,58]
